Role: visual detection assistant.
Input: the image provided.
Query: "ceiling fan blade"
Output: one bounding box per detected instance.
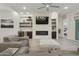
[50,5,59,8]
[47,3,52,5]
[42,3,47,5]
[38,6,45,9]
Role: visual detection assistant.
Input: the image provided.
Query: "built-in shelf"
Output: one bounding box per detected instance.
[19,16,33,39]
[18,31,32,39]
[51,19,56,39]
[51,19,56,31]
[19,22,32,27]
[19,16,32,28]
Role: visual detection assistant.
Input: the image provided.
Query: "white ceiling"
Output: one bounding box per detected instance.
[0,3,79,15]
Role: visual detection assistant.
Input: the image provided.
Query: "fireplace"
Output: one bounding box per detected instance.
[36,31,48,35]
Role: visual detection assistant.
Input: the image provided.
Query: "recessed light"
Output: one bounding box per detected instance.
[20,12,23,14]
[23,7,26,10]
[13,11,18,15]
[46,5,49,7]
[64,6,68,10]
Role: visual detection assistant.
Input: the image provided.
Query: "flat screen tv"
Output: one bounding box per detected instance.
[36,16,49,24]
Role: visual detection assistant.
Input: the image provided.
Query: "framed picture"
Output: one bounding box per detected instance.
[0,19,14,28]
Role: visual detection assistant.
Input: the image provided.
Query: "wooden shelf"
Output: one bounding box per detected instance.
[20,26,32,27]
[20,22,31,24]
[19,22,32,28]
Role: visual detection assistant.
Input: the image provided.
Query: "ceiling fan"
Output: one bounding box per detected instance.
[38,3,60,11]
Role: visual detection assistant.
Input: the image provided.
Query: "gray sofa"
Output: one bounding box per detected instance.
[0,35,29,56]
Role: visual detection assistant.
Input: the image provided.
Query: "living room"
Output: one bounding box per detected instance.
[0,3,79,56]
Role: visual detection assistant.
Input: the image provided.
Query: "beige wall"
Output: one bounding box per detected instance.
[0,6,20,42]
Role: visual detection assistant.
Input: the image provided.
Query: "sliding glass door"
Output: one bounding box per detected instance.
[75,20,79,40]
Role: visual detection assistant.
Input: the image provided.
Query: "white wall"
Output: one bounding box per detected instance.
[51,12,58,39]
[64,14,75,40]
[58,14,65,38]
[58,13,75,40]
[0,6,20,42]
[33,12,58,39]
[0,6,75,42]
[19,12,59,40]
[57,13,79,51]
[33,13,51,39]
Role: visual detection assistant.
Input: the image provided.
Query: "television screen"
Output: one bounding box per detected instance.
[36,16,49,24]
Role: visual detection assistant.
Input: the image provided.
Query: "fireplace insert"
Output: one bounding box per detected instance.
[36,31,48,35]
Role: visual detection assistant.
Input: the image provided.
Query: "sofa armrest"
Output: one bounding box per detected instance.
[0,42,22,48]
[0,53,10,56]
[3,35,29,42]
